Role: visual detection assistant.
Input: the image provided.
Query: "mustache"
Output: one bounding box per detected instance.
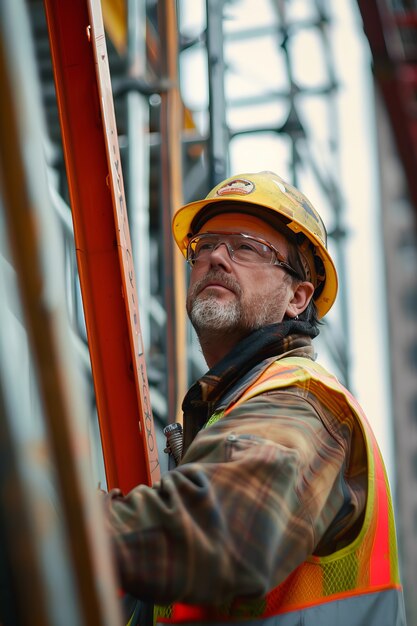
[189,270,242,299]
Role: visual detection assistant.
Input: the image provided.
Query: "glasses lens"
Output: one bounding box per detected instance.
[188,234,218,264]
[187,233,275,265]
[230,235,273,263]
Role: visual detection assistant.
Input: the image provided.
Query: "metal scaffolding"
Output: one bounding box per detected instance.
[22,0,354,478]
[3,0,414,619]
[179,0,351,385]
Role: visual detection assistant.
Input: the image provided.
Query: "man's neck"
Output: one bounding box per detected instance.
[198,329,247,369]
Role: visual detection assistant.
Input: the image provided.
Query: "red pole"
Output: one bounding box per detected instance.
[44,0,160,492]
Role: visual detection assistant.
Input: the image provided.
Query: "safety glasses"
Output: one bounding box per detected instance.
[186,231,301,278]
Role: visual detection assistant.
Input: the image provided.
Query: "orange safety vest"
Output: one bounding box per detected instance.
[155,357,406,625]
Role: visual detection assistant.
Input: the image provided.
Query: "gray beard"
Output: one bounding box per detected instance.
[189,292,282,336]
[189,296,242,333]
[187,269,289,337]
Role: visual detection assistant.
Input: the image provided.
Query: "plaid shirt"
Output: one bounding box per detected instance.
[101,324,367,607]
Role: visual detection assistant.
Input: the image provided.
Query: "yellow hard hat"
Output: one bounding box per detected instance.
[172,171,338,318]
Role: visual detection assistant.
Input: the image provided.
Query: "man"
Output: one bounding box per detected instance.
[101,171,406,625]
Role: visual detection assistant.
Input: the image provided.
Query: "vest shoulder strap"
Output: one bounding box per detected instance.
[225,356,337,414]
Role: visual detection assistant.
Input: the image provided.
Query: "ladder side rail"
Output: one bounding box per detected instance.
[43,0,160,492]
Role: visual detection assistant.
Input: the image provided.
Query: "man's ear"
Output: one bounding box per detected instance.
[286,281,315,318]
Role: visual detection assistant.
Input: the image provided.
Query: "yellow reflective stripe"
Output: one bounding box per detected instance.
[205,408,225,428]
[223,357,316,413]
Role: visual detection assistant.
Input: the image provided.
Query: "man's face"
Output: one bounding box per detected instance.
[186,212,297,337]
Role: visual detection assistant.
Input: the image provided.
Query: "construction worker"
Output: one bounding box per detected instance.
[101,171,406,625]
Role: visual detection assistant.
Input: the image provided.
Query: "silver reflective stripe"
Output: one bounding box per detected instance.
[155,588,406,626]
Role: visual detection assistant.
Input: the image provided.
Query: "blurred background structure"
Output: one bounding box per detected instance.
[1,0,417,624]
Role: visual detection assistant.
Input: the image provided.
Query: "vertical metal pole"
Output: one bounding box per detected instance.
[158,0,188,423]
[206,0,229,186]
[0,1,122,623]
[127,0,151,351]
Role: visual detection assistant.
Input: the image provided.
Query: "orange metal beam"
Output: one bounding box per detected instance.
[44,0,160,492]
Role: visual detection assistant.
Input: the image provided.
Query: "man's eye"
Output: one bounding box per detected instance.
[197,242,214,252]
[236,243,257,252]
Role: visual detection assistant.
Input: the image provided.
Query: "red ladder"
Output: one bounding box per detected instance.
[44,0,160,492]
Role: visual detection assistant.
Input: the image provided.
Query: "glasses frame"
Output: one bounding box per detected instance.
[186,231,302,279]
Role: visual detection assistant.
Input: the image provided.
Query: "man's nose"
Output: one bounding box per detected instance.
[208,241,233,268]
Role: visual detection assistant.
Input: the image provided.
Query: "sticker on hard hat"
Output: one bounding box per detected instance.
[216,179,255,196]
